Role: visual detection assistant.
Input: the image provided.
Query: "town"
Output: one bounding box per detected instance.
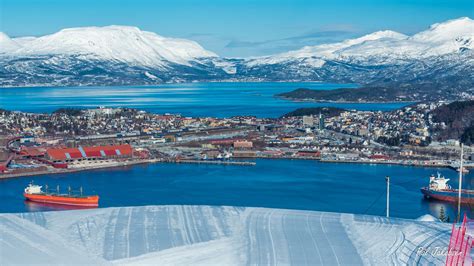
[0,101,473,178]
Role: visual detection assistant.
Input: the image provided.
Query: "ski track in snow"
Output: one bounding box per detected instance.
[1,205,450,265]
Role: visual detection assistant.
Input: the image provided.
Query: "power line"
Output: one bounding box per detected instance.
[364,190,386,214]
[391,176,422,186]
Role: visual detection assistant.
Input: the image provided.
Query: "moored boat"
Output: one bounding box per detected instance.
[23,183,99,207]
[421,143,474,206]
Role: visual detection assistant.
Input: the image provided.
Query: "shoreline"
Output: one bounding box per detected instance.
[0,156,463,179]
[276,96,417,104]
[0,81,352,89]
[0,159,159,179]
[319,159,450,168]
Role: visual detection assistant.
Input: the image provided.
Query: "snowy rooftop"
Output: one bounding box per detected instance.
[1,205,450,265]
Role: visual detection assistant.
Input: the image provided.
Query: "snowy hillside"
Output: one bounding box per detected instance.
[1,205,450,265]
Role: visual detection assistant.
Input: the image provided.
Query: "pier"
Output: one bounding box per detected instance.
[448,162,474,170]
[171,159,256,166]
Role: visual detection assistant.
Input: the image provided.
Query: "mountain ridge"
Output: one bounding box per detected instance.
[2,25,217,67]
[246,17,474,66]
[1,17,473,100]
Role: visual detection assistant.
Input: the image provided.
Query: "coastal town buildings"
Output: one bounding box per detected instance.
[1,101,473,176]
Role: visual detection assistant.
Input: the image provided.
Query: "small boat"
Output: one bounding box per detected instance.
[24,183,99,207]
[457,167,470,174]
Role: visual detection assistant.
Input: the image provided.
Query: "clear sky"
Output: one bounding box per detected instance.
[1,0,473,57]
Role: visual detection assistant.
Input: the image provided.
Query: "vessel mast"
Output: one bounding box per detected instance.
[457,143,464,222]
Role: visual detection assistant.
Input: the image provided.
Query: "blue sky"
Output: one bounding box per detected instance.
[1,0,472,57]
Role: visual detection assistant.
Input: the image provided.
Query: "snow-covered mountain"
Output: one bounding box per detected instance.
[5,25,217,67]
[238,17,474,99]
[0,17,473,96]
[246,17,474,66]
[0,26,232,86]
[245,30,409,67]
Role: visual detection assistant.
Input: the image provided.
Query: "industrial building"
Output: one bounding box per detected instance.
[46,144,133,162]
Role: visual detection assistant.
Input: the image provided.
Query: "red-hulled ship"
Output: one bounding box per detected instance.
[24,183,99,207]
[420,144,474,205]
[420,173,474,204]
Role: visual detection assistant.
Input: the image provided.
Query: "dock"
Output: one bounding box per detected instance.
[171,159,256,166]
[320,158,450,168]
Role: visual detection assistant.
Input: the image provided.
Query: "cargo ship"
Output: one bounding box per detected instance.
[421,144,474,205]
[24,183,99,207]
[420,173,474,204]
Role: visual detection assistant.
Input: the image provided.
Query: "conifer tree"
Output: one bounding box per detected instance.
[439,206,447,222]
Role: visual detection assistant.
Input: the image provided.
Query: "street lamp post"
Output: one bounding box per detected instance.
[386,176,390,218]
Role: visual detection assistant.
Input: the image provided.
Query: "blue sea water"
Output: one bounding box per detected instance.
[1,159,472,219]
[0,82,409,117]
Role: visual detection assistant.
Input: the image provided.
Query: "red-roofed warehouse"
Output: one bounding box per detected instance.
[46,144,133,162]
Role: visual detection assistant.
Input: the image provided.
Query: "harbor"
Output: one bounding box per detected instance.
[2,158,473,219]
[1,86,473,221]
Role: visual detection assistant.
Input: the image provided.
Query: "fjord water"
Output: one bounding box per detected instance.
[0,82,408,117]
[1,159,473,219]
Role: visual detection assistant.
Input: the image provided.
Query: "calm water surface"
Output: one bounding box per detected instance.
[1,159,472,219]
[0,82,409,117]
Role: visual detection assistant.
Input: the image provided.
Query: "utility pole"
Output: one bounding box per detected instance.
[457,143,464,222]
[386,176,390,218]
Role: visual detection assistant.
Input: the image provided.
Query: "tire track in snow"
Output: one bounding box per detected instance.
[320,212,340,266]
[306,213,324,265]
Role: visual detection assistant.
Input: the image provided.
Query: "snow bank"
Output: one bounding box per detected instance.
[1,205,451,265]
[416,214,439,222]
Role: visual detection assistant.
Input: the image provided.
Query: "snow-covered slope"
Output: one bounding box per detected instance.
[0,214,109,265]
[1,205,450,265]
[412,17,474,43]
[12,36,37,46]
[338,17,474,61]
[0,32,21,53]
[246,30,408,66]
[4,25,217,67]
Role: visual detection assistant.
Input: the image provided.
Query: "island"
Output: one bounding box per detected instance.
[276,81,470,103]
[277,86,419,103]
